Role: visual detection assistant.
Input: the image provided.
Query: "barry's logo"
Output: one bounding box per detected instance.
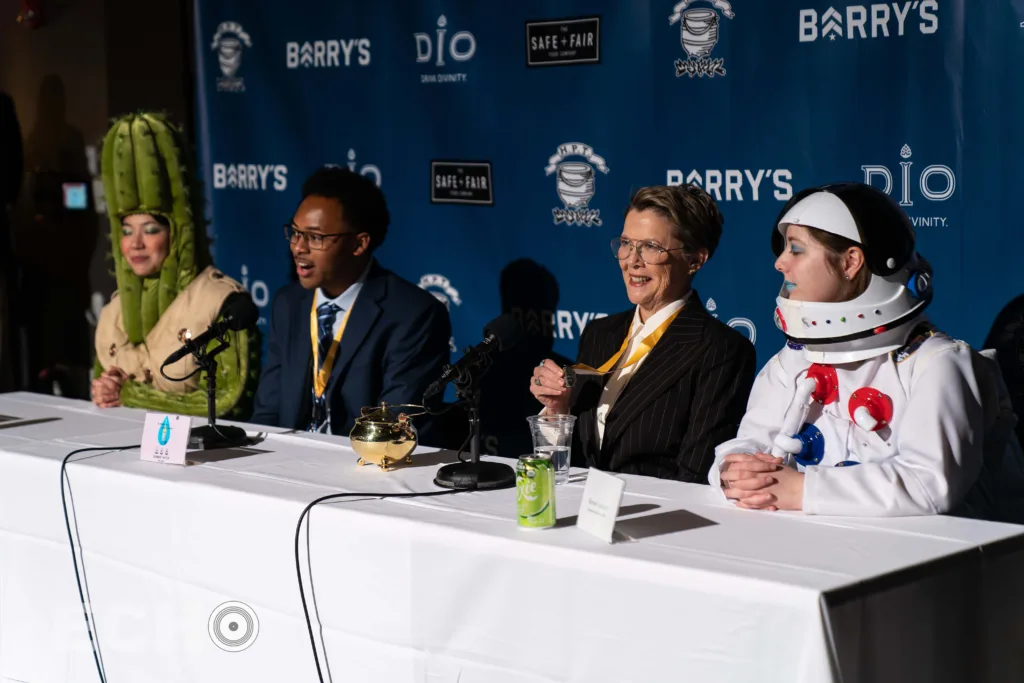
[799,2,939,43]
[285,38,371,68]
[669,0,735,78]
[544,142,610,227]
[211,21,252,92]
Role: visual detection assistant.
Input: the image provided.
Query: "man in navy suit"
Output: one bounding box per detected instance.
[250,166,451,441]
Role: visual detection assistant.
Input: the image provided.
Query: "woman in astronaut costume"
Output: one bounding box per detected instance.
[708,182,1024,521]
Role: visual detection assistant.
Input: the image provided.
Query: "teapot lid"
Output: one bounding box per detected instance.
[355,402,426,424]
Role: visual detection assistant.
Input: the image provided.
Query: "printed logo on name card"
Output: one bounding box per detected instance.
[430,161,493,205]
[525,16,601,67]
[157,416,172,446]
[141,413,191,465]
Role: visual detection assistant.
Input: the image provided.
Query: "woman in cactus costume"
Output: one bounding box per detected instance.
[90,112,259,417]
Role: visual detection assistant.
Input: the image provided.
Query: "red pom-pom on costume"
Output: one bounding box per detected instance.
[806,363,839,405]
[849,387,893,431]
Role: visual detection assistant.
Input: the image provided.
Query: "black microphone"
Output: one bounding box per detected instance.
[162,292,259,367]
[424,313,524,399]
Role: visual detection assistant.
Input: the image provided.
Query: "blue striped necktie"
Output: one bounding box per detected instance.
[316,302,341,368]
[310,301,341,431]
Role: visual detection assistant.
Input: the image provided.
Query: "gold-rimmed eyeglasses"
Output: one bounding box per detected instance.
[610,237,686,265]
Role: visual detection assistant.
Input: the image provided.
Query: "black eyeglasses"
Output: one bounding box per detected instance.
[610,238,686,265]
[284,224,360,251]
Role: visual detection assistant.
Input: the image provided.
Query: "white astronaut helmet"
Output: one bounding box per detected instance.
[771,182,934,363]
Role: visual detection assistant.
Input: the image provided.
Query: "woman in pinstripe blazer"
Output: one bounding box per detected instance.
[530,185,757,482]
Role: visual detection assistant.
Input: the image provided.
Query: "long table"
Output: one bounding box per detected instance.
[0,392,1022,683]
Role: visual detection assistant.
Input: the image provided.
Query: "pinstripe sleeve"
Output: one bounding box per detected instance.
[677,334,757,483]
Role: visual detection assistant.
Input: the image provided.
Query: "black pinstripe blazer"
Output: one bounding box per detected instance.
[569,293,757,483]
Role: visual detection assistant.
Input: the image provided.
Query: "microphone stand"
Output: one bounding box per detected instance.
[433,353,516,491]
[185,337,249,450]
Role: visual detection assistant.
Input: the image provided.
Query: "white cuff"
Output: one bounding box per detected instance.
[801,466,819,515]
[707,459,726,495]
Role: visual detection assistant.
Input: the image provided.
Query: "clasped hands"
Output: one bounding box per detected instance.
[91,367,129,408]
[720,452,804,512]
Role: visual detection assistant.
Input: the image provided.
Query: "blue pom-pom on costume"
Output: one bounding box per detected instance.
[793,423,825,466]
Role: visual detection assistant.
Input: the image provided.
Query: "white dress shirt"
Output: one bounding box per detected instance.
[595,296,688,448]
[312,261,372,434]
[314,260,371,338]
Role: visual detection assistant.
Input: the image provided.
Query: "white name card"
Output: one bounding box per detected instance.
[140,413,191,465]
[576,468,626,543]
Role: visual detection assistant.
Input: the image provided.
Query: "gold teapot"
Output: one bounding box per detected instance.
[349,402,422,471]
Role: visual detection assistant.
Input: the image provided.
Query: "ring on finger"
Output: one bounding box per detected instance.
[533,377,542,386]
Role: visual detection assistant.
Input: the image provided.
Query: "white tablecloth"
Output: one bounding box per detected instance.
[0,392,1022,683]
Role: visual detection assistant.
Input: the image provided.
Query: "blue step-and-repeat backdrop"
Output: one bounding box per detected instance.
[192,0,1024,453]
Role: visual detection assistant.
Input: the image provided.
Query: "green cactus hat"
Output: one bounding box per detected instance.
[101,112,210,344]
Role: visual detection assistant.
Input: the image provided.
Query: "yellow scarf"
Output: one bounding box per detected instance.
[575,307,683,374]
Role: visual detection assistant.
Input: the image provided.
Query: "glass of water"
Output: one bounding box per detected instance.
[526,414,576,485]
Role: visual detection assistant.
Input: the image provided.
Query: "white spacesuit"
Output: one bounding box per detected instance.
[709,184,1024,521]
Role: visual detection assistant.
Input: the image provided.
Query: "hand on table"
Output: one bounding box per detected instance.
[91,367,129,408]
[720,452,804,512]
[530,359,571,415]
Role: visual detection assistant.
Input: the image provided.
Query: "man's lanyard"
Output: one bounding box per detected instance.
[310,301,353,397]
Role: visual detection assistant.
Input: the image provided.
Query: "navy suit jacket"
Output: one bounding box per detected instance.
[250,261,451,440]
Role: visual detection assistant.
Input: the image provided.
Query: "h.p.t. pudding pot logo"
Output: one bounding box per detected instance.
[544,142,610,227]
[211,21,252,92]
[668,0,735,78]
